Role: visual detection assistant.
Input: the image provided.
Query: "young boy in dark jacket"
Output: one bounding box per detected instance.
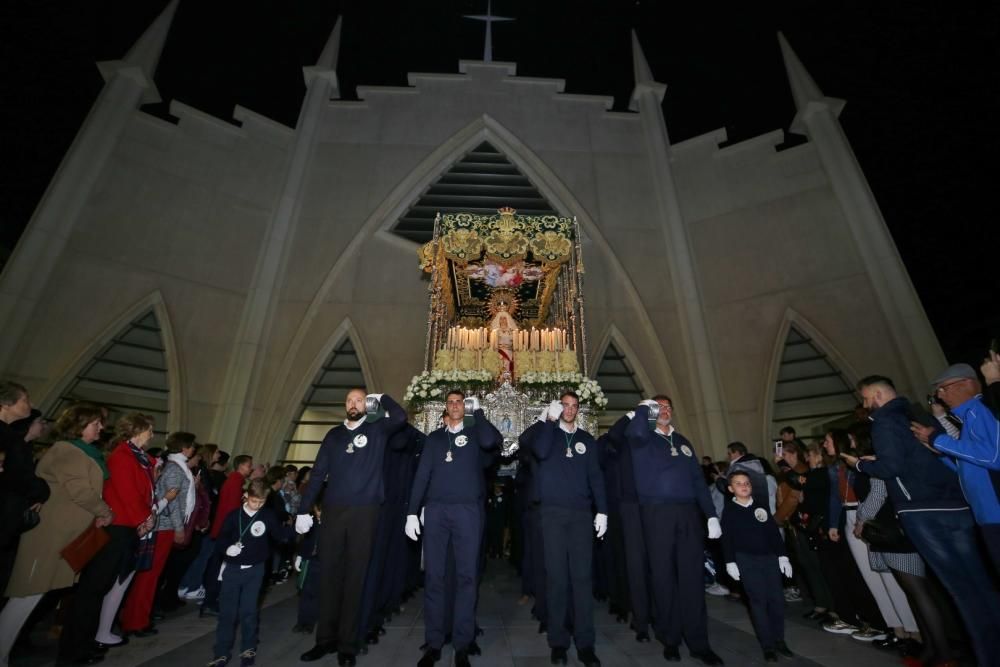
[207,479,292,667]
[721,471,794,663]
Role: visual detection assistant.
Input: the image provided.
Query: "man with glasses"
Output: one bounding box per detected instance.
[626,395,724,666]
[843,375,1000,667]
[910,363,1000,569]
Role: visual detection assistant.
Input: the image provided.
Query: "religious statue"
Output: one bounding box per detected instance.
[489,305,519,379]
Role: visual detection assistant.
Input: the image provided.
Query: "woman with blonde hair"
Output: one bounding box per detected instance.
[0,403,112,666]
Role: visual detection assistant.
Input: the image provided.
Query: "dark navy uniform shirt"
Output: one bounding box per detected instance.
[215,505,292,566]
[408,410,502,508]
[299,394,407,509]
[625,406,715,518]
[520,419,608,514]
[720,498,786,562]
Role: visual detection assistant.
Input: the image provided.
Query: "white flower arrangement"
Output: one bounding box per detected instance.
[404,369,494,405]
[519,371,608,409]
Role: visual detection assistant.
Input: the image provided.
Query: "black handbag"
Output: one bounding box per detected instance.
[861,505,915,553]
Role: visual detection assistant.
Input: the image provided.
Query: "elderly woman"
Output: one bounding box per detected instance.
[119,431,197,636]
[0,403,112,666]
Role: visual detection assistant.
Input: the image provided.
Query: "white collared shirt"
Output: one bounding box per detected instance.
[559,420,578,435]
[731,496,753,508]
[654,424,675,437]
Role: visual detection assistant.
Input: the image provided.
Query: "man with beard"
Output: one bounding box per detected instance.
[406,390,501,667]
[520,392,607,667]
[297,388,406,666]
[843,375,1000,667]
[626,395,724,665]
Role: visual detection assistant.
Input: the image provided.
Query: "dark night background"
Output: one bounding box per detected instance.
[1,1,997,373]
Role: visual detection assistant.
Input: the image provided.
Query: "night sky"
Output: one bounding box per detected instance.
[1,1,997,371]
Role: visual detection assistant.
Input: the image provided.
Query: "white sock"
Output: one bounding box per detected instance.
[0,594,43,664]
[96,571,135,643]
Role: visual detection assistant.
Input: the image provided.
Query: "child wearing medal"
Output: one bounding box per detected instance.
[207,479,293,667]
[720,471,794,663]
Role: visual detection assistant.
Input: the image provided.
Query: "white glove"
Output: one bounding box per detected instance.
[639,399,658,409]
[548,400,563,421]
[594,513,608,539]
[625,410,636,420]
[225,544,243,557]
[367,393,384,401]
[537,406,549,422]
[778,556,793,578]
[469,397,481,411]
[707,517,722,539]
[420,507,425,525]
[405,514,421,541]
[294,556,302,572]
[726,562,741,581]
[295,514,314,534]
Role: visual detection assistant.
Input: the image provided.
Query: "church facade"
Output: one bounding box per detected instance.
[0,3,944,462]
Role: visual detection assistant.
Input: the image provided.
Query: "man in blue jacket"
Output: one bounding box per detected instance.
[843,375,1000,667]
[911,363,1000,570]
[520,391,606,667]
[626,396,723,666]
[406,390,501,667]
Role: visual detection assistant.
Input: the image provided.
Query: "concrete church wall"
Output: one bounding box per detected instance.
[1,38,942,463]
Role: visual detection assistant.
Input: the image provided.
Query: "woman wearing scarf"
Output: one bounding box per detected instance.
[119,431,197,637]
[93,413,178,648]
[0,403,112,666]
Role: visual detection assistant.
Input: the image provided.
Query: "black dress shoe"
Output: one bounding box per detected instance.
[337,653,356,666]
[635,631,651,643]
[300,643,336,662]
[773,641,793,658]
[61,652,105,666]
[366,629,380,644]
[454,650,471,667]
[95,637,128,650]
[550,647,568,665]
[690,649,724,666]
[538,622,547,634]
[763,649,778,663]
[132,626,159,638]
[577,647,601,666]
[663,645,681,662]
[417,648,441,667]
[467,641,482,656]
[616,612,628,623]
[92,644,109,654]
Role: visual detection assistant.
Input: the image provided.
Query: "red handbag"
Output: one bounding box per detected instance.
[60,521,111,573]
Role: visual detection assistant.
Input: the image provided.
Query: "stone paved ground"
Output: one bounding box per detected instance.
[11,560,903,666]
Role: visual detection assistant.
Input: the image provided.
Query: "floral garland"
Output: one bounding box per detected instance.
[518,372,608,408]
[404,369,494,405]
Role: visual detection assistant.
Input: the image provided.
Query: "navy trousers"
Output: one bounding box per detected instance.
[297,559,321,626]
[640,503,709,652]
[540,506,595,650]
[214,562,264,658]
[316,504,380,655]
[620,502,652,634]
[734,552,784,649]
[423,503,483,651]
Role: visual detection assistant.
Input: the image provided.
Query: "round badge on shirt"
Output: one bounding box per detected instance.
[754,508,768,523]
[251,521,266,537]
[680,445,693,457]
[353,434,368,448]
[455,435,469,447]
[574,442,586,455]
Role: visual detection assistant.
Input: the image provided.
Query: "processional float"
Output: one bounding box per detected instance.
[404,207,607,456]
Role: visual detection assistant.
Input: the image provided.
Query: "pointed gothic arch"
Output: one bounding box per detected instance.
[762,310,859,444]
[274,319,373,464]
[253,114,681,453]
[40,291,183,441]
[591,325,653,428]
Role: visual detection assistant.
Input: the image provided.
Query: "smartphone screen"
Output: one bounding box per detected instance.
[773,440,783,457]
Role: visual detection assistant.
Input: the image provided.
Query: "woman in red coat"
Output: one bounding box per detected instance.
[94,414,177,647]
